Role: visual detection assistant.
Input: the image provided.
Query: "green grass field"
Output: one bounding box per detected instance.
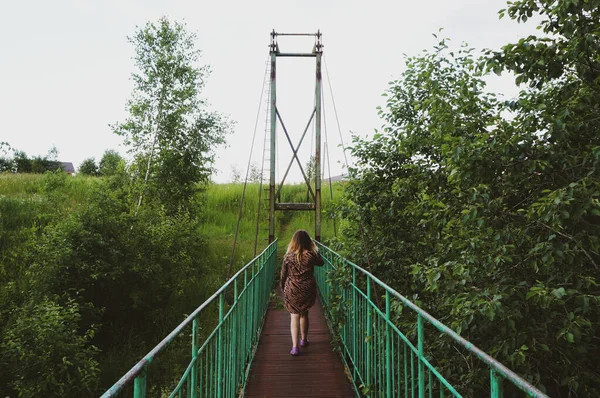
[0,172,344,278]
[200,181,343,278]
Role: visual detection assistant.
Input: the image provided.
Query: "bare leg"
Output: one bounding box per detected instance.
[290,313,300,348]
[300,313,309,341]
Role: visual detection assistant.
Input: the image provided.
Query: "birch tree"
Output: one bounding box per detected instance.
[113,17,229,215]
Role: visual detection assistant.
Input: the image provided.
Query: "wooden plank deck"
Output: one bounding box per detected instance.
[244,289,356,398]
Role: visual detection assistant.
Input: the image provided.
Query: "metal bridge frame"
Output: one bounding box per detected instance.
[268,30,323,243]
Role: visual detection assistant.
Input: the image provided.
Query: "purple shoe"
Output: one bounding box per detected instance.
[300,339,310,348]
[290,347,300,356]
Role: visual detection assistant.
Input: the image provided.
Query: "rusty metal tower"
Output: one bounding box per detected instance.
[268,30,323,243]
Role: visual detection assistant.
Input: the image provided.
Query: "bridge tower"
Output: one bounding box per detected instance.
[268,30,323,243]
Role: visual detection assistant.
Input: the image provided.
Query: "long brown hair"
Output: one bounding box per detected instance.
[286,230,317,262]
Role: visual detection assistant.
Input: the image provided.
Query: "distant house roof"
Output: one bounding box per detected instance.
[60,162,75,174]
[327,174,349,182]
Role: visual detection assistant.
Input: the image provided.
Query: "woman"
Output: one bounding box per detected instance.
[280,230,324,356]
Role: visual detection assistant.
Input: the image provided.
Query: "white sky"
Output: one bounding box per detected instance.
[0,0,537,182]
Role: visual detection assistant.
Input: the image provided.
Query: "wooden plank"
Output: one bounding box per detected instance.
[275,202,315,211]
[244,289,355,397]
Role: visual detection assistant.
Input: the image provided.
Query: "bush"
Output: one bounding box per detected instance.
[0,298,100,397]
[79,158,99,176]
[98,150,124,177]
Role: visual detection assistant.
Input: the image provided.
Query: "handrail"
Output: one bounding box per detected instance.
[101,239,278,398]
[314,241,549,398]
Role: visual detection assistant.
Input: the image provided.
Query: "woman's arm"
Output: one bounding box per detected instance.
[311,250,324,267]
[280,257,289,290]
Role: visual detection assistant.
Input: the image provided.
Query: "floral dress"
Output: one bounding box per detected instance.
[280,250,324,315]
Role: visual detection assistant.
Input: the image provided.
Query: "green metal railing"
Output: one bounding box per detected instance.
[314,242,549,398]
[101,240,277,398]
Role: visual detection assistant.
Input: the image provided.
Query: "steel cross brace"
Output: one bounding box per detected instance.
[275,107,316,201]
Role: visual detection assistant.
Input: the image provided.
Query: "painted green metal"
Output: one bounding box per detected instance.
[133,368,146,398]
[100,240,277,398]
[190,318,199,398]
[314,242,549,398]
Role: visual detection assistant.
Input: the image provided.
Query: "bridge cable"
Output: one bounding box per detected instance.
[307,99,315,202]
[320,83,337,236]
[227,59,270,280]
[323,55,380,307]
[323,56,350,170]
[254,65,272,257]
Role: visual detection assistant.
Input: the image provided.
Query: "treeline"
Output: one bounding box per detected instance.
[77,150,125,177]
[339,1,599,397]
[0,143,66,174]
[0,17,229,397]
[0,170,213,396]
[0,142,125,177]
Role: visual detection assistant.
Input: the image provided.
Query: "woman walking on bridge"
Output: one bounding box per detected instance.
[280,230,324,356]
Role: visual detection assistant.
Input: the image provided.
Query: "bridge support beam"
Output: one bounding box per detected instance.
[315,42,322,242]
[268,32,277,243]
[267,30,323,243]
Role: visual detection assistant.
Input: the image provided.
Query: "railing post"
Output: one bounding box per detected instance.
[190,317,199,398]
[252,261,257,338]
[418,314,425,398]
[342,259,347,349]
[385,291,391,398]
[352,266,357,382]
[242,268,248,386]
[233,278,238,396]
[491,369,504,398]
[217,293,224,397]
[133,365,147,398]
[366,275,372,389]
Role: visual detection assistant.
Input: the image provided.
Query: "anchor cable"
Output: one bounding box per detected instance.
[320,83,337,236]
[227,59,270,280]
[323,55,380,307]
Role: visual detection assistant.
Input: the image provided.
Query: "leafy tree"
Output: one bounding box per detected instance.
[11,146,61,174]
[0,298,100,397]
[25,171,211,387]
[248,162,262,183]
[31,146,61,173]
[341,3,600,395]
[0,141,11,156]
[305,155,316,182]
[79,157,99,176]
[0,142,12,172]
[98,150,123,177]
[0,158,11,172]
[13,150,32,173]
[113,17,229,215]
[230,165,242,183]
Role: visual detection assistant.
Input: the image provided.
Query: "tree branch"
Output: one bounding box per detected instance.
[536,220,599,270]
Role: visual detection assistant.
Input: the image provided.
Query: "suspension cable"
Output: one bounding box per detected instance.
[227,59,270,280]
[323,56,350,171]
[323,55,380,307]
[320,83,337,236]
[254,64,272,257]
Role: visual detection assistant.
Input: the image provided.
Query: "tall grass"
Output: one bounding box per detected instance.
[1,173,344,274]
[0,173,104,254]
[0,172,101,201]
[201,181,344,277]
[1,172,346,394]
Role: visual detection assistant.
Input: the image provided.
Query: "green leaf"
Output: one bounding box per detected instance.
[552,287,566,299]
[566,332,574,343]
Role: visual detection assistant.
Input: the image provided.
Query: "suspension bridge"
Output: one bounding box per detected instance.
[100,32,549,398]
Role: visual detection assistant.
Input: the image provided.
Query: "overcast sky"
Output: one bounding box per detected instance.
[0,0,538,182]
